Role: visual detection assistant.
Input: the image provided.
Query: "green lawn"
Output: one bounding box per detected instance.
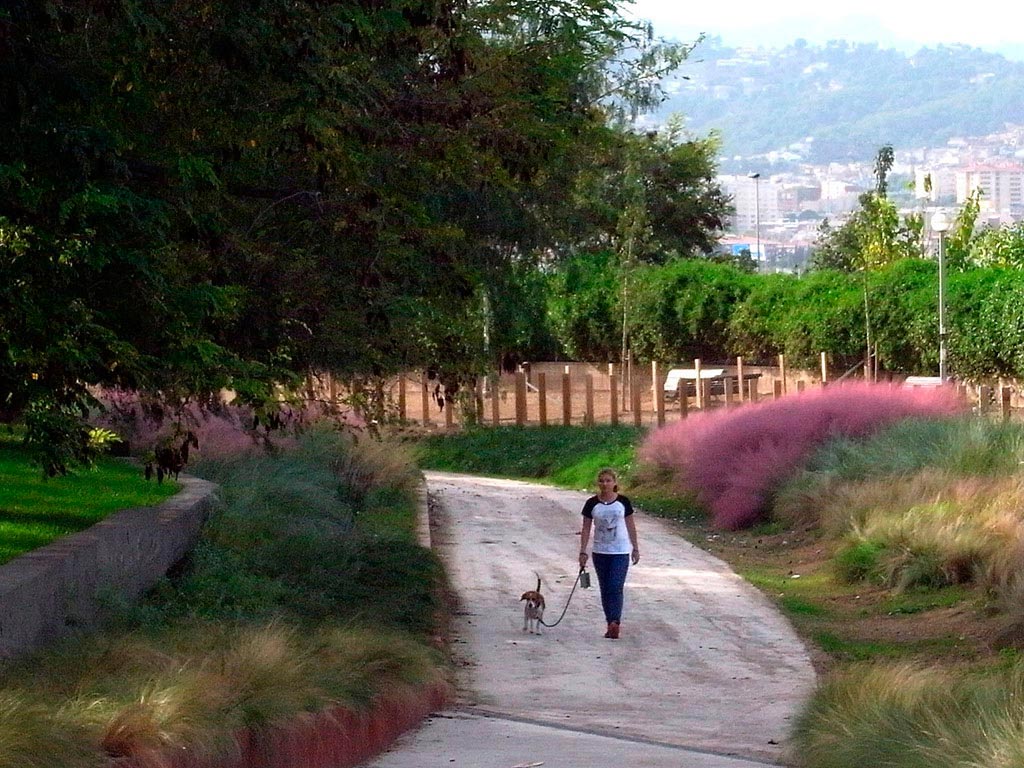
[415,424,644,490]
[0,433,178,564]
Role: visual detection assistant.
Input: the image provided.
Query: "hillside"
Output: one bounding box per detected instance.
[650,37,1024,165]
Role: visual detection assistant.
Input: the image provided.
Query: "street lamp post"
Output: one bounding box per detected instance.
[749,173,761,270]
[931,210,951,383]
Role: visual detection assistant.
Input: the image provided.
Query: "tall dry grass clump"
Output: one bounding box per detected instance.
[640,382,963,529]
[774,416,1024,531]
[309,627,448,709]
[0,693,101,768]
[827,477,1024,612]
[0,621,446,768]
[773,468,978,534]
[795,661,1024,768]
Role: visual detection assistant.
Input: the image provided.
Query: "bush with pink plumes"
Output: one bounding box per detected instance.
[91,388,364,462]
[639,382,966,530]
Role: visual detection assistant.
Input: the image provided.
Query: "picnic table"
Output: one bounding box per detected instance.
[663,368,762,400]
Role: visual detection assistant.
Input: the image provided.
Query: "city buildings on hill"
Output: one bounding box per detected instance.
[715,122,1024,272]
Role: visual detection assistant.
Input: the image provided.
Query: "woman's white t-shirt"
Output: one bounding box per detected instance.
[582,495,634,555]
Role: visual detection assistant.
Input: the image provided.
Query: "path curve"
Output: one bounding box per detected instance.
[367,472,816,767]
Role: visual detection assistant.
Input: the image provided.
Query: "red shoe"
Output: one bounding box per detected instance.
[607,622,620,639]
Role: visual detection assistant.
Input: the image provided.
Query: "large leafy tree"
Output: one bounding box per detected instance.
[2,0,698,469]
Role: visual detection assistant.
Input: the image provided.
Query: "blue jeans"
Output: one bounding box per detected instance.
[592,553,630,623]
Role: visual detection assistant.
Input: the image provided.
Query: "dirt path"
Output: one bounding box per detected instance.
[367,472,817,767]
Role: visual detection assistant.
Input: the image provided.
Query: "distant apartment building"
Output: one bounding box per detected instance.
[718,174,781,233]
[778,184,821,215]
[954,164,1024,214]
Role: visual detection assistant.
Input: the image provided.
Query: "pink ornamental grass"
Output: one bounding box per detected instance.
[640,382,965,530]
[92,389,364,461]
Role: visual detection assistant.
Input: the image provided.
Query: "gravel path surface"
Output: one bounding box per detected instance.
[365,472,817,767]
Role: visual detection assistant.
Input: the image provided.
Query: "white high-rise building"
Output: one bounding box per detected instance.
[719,174,781,233]
[955,164,1024,213]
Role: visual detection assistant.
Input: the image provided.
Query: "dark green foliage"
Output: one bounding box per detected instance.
[628,259,754,363]
[2,0,713,469]
[728,269,866,370]
[546,250,622,361]
[542,249,1024,380]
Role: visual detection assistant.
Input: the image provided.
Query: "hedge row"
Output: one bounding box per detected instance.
[548,256,1024,378]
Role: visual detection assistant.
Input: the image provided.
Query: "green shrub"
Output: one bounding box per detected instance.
[834,539,885,583]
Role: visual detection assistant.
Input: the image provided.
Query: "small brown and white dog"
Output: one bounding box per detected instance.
[520,574,546,634]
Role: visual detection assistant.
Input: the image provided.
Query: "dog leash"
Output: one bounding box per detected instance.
[538,567,589,629]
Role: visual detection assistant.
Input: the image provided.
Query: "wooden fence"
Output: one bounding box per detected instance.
[306,354,1021,430]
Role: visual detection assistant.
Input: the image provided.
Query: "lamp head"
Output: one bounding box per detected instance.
[931,210,950,233]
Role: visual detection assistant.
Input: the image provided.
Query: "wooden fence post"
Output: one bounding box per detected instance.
[723,376,733,407]
[773,380,784,399]
[797,380,806,393]
[694,358,703,410]
[515,371,527,426]
[585,374,595,426]
[328,373,338,411]
[653,362,665,427]
[632,369,642,427]
[609,373,619,426]
[475,378,484,424]
[445,393,454,430]
[538,373,548,426]
[491,374,500,427]
[678,381,688,418]
[1002,386,1012,421]
[562,366,572,426]
[779,353,787,394]
[398,375,406,421]
[421,373,430,427]
[736,356,745,402]
[979,385,991,414]
[748,377,759,402]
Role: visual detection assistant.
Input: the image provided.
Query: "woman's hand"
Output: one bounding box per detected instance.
[579,551,588,568]
[631,546,640,565]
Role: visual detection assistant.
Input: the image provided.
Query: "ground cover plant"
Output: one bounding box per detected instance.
[0,424,447,768]
[0,430,177,565]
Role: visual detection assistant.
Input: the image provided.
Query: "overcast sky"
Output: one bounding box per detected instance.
[624,1,1024,57]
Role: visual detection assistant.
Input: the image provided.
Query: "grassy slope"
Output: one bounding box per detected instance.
[416,425,643,491]
[0,432,178,564]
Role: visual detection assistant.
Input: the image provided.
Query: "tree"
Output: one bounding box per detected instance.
[3,0,708,468]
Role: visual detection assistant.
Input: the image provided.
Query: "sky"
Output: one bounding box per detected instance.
[625,1,1024,59]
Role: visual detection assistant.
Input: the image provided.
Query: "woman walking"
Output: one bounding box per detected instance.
[578,468,640,639]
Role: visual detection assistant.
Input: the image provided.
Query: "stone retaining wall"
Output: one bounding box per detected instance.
[0,476,216,659]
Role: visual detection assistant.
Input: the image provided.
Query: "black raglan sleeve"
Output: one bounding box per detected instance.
[581,496,598,519]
